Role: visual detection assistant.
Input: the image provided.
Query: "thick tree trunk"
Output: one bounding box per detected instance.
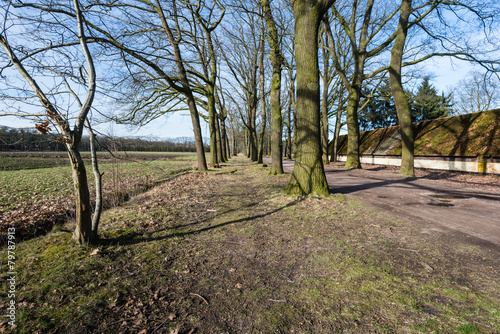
[68,147,94,244]
[286,0,332,196]
[389,0,415,177]
[345,87,361,168]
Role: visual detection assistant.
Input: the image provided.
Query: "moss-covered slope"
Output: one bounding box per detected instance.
[335,109,500,157]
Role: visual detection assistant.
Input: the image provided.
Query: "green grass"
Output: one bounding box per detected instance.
[0,159,194,212]
[1,156,499,333]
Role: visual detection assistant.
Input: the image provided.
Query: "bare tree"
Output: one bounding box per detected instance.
[454,71,500,114]
[77,0,211,171]
[220,6,262,161]
[389,0,415,177]
[1,0,99,243]
[387,0,499,177]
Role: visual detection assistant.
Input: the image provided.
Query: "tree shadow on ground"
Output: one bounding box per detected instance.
[327,169,500,201]
[100,198,304,247]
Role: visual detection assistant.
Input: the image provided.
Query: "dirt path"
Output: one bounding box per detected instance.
[273,158,500,249]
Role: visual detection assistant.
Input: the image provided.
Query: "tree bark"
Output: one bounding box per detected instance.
[85,120,102,239]
[345,85,361,168]
[207,93,219,167]
[330,107,343,162]
[286,0,334,196]
[258,16,266,164]
[320,21,330,164]
[248,100,259,161]
[389,0,415,177]
[67,147,94,244]
[220,116,229,161]
[215,113,224,163]
[286,99,293,159]
[261,0,284,174]
[321,65,329,164]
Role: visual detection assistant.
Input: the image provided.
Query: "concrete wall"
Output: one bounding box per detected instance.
[336,155,500,175]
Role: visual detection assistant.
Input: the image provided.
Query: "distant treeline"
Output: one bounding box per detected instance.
[0,126,208,152]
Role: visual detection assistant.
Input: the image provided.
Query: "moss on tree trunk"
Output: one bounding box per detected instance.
[345,87,361,168]
[389,0,415,178]
[286,0,331,196]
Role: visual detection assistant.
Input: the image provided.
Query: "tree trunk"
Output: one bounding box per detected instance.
[186,94,208,170]
[261,0,284,174]
[68,147,94,244]
[220,117,229,161]
[345,87,361,168]
[86,120,102,239]
[330,107,343,162]
[286,0,332,196]
[321,73,329,164]
[286,100,293,159]
[258,19,266,164]
[320,25,330,164]
[207,93,219,167]
[291,74,297,159]
[389,0,415,177]
[270,67,284,174]
[249,103,258,161]
[154,0,207,171]
[215,114,224,163]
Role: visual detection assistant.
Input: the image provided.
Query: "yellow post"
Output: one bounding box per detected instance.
[477,153,487,174]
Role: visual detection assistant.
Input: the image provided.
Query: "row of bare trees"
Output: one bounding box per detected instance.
[1,0,499,243]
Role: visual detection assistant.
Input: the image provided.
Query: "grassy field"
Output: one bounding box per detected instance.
[1,155,498,333]
[0,152,199,240]
[0,151,197,171]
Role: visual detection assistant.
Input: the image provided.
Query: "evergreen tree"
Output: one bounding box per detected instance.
[359,79,399,131]
[411,76,452,122]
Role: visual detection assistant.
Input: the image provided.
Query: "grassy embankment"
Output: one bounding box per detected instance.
[1,155,498,333]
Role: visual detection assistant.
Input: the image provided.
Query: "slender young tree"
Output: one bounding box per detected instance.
[0,0,98,243]
[285,0,335,196]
